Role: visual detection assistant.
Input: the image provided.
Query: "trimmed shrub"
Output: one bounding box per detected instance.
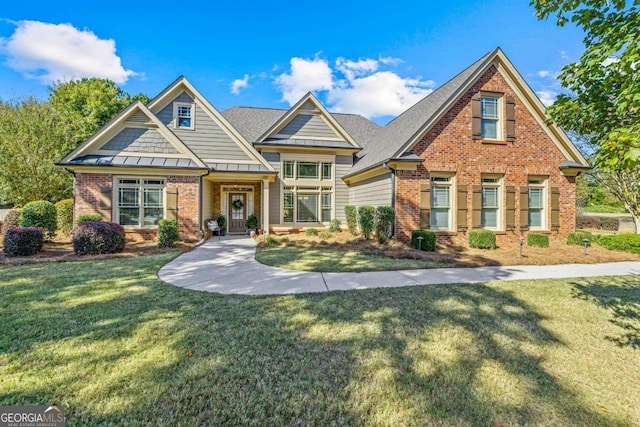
[375,206,395,243]
[597,234,640,255]
[411,229,437,251]
[468,230,497,249]
[265,235,278,246]
[157,219,180,248]
[576,215,619,231]
[567,230,594,246]
[305,227,318,237]
[78,213,102,224]
[345,205,358,235]
[3,227,44,257]
[358,206,375,240]
[329,218,341,233]
[56,199,74,235]
[20,201,57,239]
[527,233,549,248]
[2,208,22,234]
[72,221,125,255]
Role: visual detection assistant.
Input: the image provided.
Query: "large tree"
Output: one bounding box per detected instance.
[0,99,74,204]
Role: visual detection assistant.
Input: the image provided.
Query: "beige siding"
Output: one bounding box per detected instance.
[100,128,178,154]
[279,114,341,140]
[156,92,253,161]
[128,111,148,123]
[349,172,393,208]
[202,179,214,225]
[334,155,352,221]
[262,152,281,223]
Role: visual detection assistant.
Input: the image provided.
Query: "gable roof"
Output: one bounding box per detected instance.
[346,47,589,177]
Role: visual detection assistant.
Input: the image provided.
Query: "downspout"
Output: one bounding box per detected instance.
[383,162,396,238]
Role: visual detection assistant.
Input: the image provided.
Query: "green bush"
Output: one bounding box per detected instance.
[329,218,341,233]
[20,201,57,239]
[72,221,125,255]
[411,229,436,251]
[358,206,375,240]
[3,227,44,257]
[375,206,395,243]
[2,208,22,234]
[55,199,74,235]
[246,214,258,230]
[305,227,318,237]
[345,205,358,235]
[265,235,278,246]
[567,230,594,246]
[278,237,290,244]
[215,213,227,230]
[527,233,549,248]
[468,230,497,249]
[157,219,180,248]
[78,213,102,224]
[597,234,640,255]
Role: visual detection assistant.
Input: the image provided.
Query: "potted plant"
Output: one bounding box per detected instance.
[246,214,258,235]
[216,213,227,236]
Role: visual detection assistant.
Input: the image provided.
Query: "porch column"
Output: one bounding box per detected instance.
[262,178,270,236]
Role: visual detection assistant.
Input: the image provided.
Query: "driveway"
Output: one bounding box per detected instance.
[158,237,640,295]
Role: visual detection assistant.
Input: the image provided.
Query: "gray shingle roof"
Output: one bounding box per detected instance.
[221,107,380,147]
[347,49,497,177]
[61,155,203,169]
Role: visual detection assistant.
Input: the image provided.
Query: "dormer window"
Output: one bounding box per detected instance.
[174,103,194,129]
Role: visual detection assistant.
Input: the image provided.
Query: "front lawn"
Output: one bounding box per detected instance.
[1,254,639,426]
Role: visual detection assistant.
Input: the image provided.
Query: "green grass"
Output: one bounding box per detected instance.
[582,204,628,214]
[256,245,451,272]
[1,254,640,426]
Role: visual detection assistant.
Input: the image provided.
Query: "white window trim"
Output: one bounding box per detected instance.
[114,176,166,229]
[281,185,333,225]
[481,175,503,231]
[528,176,548,230]
[430,173,455,232]
[173,102,195,130]
[480,93,502,140]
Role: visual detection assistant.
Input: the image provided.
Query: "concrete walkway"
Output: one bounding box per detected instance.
[158,237,640,295]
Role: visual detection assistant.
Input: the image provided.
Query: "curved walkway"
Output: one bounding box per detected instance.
[158,237,640,295]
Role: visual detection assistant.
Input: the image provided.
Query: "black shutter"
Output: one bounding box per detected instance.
[506,96,516,142]
[457,185,468,231]
[472,95,482,140]
[519,186,529,230]
[471,185,482,228]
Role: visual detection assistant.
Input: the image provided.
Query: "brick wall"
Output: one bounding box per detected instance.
[395,65,577,244]
[74,173,202,242]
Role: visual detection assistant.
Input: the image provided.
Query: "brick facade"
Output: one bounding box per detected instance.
[74,172,202,242]
[395,65,577,244]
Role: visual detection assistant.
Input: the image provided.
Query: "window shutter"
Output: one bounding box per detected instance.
[420,183,431,229]
[457,184,468,231]
[471,185,482,228]
[98,186,112,221]
[505,186,516,230]
[551,187,560,230]
[472,95,482,140]
[519,186,529,230]
[166,186,178,220]
[506,96,516,142]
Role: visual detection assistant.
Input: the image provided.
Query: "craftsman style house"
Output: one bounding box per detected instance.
[59,48,589,243]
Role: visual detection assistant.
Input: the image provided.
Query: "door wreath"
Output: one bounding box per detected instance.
[231,199,244,211]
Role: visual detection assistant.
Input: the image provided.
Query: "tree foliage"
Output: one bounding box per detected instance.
[532,0,639,168]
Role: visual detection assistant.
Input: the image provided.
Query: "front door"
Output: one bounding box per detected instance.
[228,193,246,233]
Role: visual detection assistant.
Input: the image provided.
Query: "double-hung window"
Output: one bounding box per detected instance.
[430,175,453,231]
[481,96,500,139]
[174,103,194,129]
[281,159,334,223]
[528,178,547,229]
[117,178,165,227]
[481,176,502,229]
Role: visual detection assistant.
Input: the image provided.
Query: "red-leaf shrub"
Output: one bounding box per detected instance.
[72,221,125,255]
[3,227,44,257]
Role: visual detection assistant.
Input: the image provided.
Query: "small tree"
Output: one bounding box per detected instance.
[345,205,358,235]
[375,206,395,243]
[20,201,57,239]
[358,206,375,240]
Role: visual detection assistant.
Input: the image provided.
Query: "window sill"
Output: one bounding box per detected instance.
[432,231,457,236]
[480,139,508,145]
[528,229,551,234]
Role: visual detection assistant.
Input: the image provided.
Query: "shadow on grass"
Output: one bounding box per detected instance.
[572,276,640,350]
[0,255,629,426]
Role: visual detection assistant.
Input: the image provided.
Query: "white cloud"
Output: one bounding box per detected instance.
[537,70,551,78]
[536,90,557,107]
[275,55,435,118]
[275,57,333,104]
[379,56,403,65]
[0,20,136,84]
[230,74,249,94]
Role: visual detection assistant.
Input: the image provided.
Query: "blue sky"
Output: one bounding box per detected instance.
[0,0,585,124]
